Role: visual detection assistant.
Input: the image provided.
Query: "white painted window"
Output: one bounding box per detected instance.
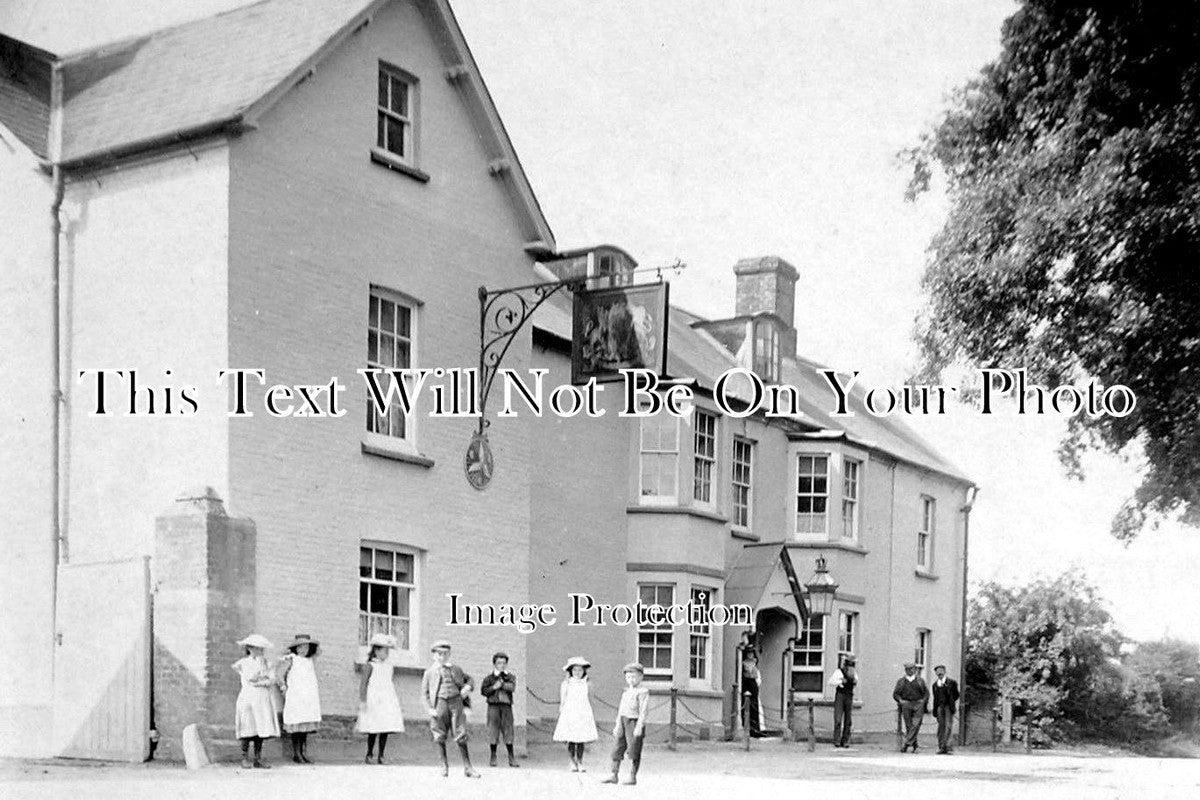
[795,455,829,536]
[366,288,416,442]
[732,437,754,529]
[838,611,858,663]
[918,496,935,568]
[791,614,825,694]
[841,458,860,541]
[915,628,931,682]
[692,410,717,505]
[638,583,674,677]
[359,543,417,651]
[689,586,714,683]
[753,320,779,382]
[640,415,679,503]
[377,65,416,163]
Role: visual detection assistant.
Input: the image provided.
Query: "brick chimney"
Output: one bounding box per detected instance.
[733,256,798,356]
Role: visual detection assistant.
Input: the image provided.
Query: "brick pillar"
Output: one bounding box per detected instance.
[153,487,255,761]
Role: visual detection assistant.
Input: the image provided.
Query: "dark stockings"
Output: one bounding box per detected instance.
[290,732,311,763]
[366,732,389,762]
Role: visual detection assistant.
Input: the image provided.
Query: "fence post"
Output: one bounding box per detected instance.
[786,691,796,743]
[896,707,903,752]
[807,698,815,752]
[990,705,998,752]
[729,683,739,739]
[959,699,968,747]
[1024,716,1032,752]
[743,692,752,751]
[668,688,677,751]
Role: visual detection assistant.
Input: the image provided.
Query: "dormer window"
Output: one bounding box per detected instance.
[753,320,780,382]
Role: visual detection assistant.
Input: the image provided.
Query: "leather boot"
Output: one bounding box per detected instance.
[460,743,481,778]
[438,742,449,777]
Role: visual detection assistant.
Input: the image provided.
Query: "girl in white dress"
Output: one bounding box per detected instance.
[553,656,598,771]
[233,633,280,769]
[277,633,322,763]
[357,633,405,764]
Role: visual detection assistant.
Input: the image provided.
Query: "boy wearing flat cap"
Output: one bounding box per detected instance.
[422,640,480,778]
[480,651,519,767]
[601,662,649,786]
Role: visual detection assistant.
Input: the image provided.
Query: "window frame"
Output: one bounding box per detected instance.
[791,613,826,697]
[692,409,718,507]
[841,458,861,541]
[918,495,935,569]
[637,583,675,679]
[365,286,419,451]
[732,437,754,530]
[639,414,680,505]
[838,610,858,665]
[915,628,931,683]
[688,585,715,686]
[794,453,831,539]
[752,320,780,382]
[375,63,418,166]
[358,541,420,657]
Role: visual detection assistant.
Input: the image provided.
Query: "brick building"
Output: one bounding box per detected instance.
[0,0,974,760]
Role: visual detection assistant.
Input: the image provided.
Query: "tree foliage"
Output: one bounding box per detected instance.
[967,572,1129,739]
[907,1,1200,539]
[1127,638,1200,732]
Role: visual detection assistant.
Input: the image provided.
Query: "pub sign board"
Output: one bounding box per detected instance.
[571,282,670,384]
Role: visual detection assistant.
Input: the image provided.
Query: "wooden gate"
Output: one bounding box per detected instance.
[53,557,151,761]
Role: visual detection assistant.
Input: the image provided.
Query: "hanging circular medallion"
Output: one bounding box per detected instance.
[464,431,494,490]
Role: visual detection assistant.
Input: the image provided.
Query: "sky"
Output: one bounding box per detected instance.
[3,0,1198,643]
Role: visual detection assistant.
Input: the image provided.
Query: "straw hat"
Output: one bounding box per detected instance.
[622,662,645,675]
[237,633,272,649]
[430,639,452,652]
[287,633,320,654]
[368,633,396,648]
[563,656,591,672]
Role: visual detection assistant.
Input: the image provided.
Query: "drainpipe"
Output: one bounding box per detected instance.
[958,485,978,746]
[49,57,66,680]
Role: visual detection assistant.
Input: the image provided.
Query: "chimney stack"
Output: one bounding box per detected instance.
[733,256,798,356]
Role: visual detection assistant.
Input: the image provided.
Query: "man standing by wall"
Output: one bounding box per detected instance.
[892,662,928,753]
[931,664,960,754]
[827,655,857,747]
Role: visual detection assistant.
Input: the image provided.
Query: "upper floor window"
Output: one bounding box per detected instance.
[637,583,675,678]
[753,320,780,382]
[377,65,416,164]
[640,415,679,503]
[841,458,860,540]
[796,455,829,536]
[367,289,415,441]
[359,543,418,651]
[918,496,935,568]
[692,410,717,505]
[732,437,754,529]
[791,613,825,694]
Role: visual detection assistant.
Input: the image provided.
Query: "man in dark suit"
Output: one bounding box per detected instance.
[892,662,929,753]
[931,664,960,754]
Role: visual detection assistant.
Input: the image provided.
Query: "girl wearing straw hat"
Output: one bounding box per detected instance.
[553,656,598,772]
[357,633,405,764]
[233,633,280,769]
[277,633,322,763]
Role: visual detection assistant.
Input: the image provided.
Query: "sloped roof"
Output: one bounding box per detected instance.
[0,0,555,248]
[532,284,970,484]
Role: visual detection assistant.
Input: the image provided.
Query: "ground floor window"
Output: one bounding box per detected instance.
[791,614,825,693]
[359,543,417,650]
[689,586,714,682]
[638,583,674,678]
[915,628,930,681]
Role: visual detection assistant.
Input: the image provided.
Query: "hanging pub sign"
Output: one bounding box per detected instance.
[571,282,670,384]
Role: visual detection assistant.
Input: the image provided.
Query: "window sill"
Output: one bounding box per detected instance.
[362,440,435,468]
[914,568,939,581]
[649,686,724,699]
[731,527,759,542]
[370,147,431,182]
[627,505,728,524]
[787,540,869,556]
[789,697,864,709]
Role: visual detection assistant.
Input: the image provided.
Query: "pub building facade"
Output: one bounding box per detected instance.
[0,0,972,759]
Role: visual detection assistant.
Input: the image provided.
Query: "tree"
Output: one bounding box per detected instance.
[906,1,1200,539]
[966,572,1128,740]
[1127,638,1200,732]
